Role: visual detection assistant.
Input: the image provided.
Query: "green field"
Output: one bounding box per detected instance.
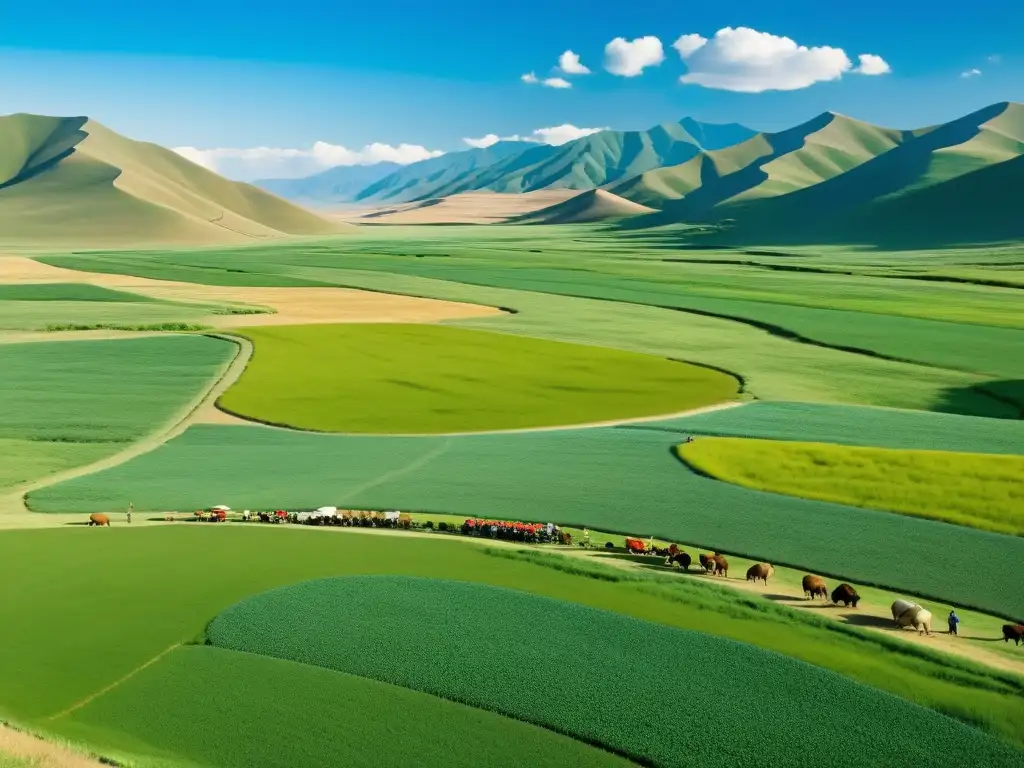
[30,421,1024,619]
[678,438,1024,536]
[219,324,737,432]
[205,575,1021,768]
[57,646,627,768]
[1,527,1021,758]
[0,335,235,490]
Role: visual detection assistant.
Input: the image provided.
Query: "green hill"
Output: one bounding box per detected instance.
[256,161,402,204]
[612,112,906,214]
[512,189,656,224]
[0,114,345,247]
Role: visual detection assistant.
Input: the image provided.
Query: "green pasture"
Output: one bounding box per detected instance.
[221,324,737,433]
[679,438,1024,536]
[57,646,626,768]
[0,335,234,490]
[39,236,1024,417]
[206,575,1021,768]
[30,422,1024,619]
[0,527,1021,752]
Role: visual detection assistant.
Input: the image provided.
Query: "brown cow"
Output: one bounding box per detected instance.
[667,552,692,571]
[88,513,110,527]
[712,554,729,577]
[746,563,774,584]
[802,575,828,599]
[831,583,860,608]
[699,553,715,573]
[1002,625,1024,646]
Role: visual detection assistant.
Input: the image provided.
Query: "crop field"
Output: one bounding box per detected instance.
[206,576,1023,768]
[1,527,1021,750]
[0,335,234,490]
[0,283,215,331]
[678,438,1024,536]
[30,422,1024,618]
[40,238,1022,417]
[56,646,627,768]
[220,324,737,432]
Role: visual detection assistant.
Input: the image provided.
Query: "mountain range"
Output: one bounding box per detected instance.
[0,114,344,246]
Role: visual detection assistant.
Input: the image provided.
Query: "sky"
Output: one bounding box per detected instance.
[2,0,1021,180]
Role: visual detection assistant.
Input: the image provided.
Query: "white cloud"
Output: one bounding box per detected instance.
[674,27,890,92]
[604,36,665,77]
[521,72,539,84]
[173,141,444,181]
[522,70,573,88]
[961,68,982,78]
[463,124,607,149]
[855,53,891,75]
[558,50,591,75]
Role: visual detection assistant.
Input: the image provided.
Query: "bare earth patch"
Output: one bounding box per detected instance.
[0,724,106,768]
[0,255,504,326]
[331,190,581,225]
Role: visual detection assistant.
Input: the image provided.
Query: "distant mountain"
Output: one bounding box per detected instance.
[0,114,345,247]
[512,189,656,224]
[611,112,906,213]
[625,101,1024,245]
[388,118,757,202]
[256,162,402,204]
[354,141,534,203]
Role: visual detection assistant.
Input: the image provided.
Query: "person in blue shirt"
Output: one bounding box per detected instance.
[948,610,960,636]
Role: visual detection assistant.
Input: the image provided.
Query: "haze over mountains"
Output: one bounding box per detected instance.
[0,114,344,246]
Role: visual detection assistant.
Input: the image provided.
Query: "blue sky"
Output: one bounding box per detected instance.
[2,0,1020,179]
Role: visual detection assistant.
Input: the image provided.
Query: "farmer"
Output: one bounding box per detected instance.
[948,610,960,636]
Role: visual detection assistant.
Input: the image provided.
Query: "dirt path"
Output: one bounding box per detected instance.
[0,724,108,768]
[0,334,252,518]
[0,255,504,326]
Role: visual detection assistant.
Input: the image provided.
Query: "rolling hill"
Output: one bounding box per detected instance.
[0,114,346,247]
[255,161,402,204]
[639,101,1024,245]
[512,189,656,224]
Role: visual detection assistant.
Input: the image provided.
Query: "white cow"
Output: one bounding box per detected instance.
[891,599,932,635]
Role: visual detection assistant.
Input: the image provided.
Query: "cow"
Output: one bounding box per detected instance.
[746,563,774,584]
[802,575,828,600]
[699,553,716,573]
[831,583,860,608]
[1002,625,1024,646]
[667,552,692,571]
[892,600,932,636]
[712,554,729,578]
[88,513,110,527]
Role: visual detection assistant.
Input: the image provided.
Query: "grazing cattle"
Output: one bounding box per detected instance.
[699,553,715,573]
[746,563,774,584]
[667,552,692,571]
[1002,625,1024,646]
[802,575,828,599]
[831,583,860,608]
[892,600,932,635]
[712,554,729,577]
[88,513,110,527]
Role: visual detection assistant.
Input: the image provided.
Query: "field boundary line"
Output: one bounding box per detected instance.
[339,438,454,500]
[47,642,182,721]
[3,332,253,514]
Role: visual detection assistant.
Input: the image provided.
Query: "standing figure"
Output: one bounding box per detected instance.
[127,502,133,524]
[948,610,960,636]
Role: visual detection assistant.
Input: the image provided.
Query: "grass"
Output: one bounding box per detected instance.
[36,238,1023,418]
[29,422,1024,619]
[56,646,628,768]
[220,324,737,433]
[206,575,1023,768]
[0,283,162,303]
[0,335,234,489]
[0,527,1020,749]
[678,438,1024,536]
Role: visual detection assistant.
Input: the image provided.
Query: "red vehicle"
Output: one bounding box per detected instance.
[625,537,648,554]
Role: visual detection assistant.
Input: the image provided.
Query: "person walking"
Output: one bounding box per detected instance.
[947,610,960,636]
[127,502,133,525]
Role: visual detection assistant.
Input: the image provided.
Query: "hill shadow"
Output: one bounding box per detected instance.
[936,379,1024,420]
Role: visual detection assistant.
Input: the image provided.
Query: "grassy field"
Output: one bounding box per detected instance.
[30,422,1024,619]
[220,324,737,432]
[39,236,1023,417]
[206,575,1022,768]
[0,335,234,490]
[0,527,1021,750]
[679,438,1024,536]
[56,646,628,768]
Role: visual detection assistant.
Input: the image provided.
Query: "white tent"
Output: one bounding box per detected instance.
[315,506,338,517]
[211,505,231,512]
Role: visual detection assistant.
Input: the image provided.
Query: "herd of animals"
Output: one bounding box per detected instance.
[85,511,1024,645]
